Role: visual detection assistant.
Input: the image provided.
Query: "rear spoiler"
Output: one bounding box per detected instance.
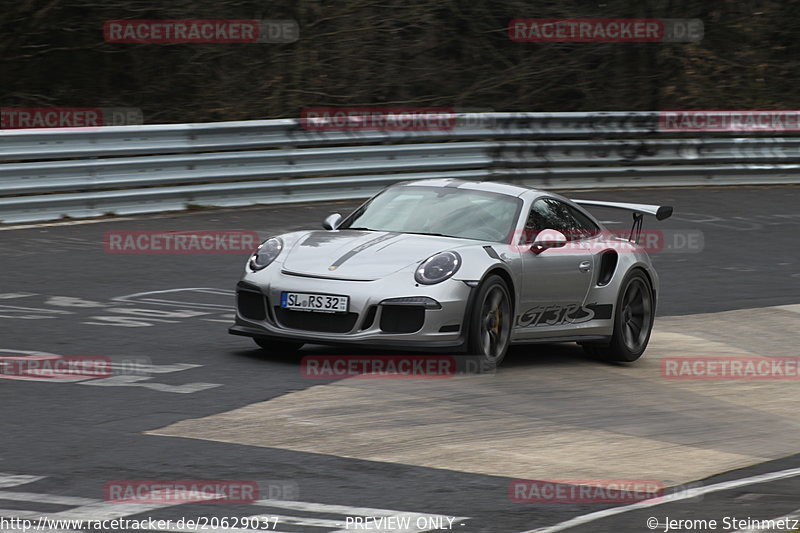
[571,200,673,221]
[571,199,673,243]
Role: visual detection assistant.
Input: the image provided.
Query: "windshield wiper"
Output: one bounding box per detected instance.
[344,228,450,237]
[403,231,450,237]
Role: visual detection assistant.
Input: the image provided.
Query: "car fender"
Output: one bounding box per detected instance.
[451,244,522,313]
[585,248,659,313]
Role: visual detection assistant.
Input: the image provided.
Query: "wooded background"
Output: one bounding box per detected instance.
[2,0,797,124]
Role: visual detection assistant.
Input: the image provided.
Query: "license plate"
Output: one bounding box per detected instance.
[280,292,349,313]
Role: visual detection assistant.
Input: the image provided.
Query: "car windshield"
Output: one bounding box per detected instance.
[339,185,522,242]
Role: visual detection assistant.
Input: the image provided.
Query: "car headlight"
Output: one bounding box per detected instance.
[415,251,461,285]
[249,237,283,271]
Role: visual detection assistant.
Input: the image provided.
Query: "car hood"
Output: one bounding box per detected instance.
[282,230,472,280]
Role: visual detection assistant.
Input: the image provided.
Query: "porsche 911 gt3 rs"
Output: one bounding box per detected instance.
[229,179,672,365]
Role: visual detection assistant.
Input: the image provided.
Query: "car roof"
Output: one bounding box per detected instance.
[394,178,539,197]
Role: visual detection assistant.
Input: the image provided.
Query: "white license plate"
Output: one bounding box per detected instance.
[280,292,349,313]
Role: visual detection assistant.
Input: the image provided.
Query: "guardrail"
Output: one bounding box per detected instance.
[1,112,799,223]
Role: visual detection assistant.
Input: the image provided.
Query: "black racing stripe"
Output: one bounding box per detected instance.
[329,232,400,269]
[586,303,613,320]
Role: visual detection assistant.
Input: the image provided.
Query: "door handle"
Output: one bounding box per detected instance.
[579,261,592,272]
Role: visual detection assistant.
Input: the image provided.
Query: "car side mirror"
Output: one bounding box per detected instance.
[322,213,342,230]
[530,229,567,254]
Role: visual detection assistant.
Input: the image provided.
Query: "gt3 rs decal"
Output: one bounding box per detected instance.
[517,302,613,328]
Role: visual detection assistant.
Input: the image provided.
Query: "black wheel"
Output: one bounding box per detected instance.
[583,269,654,362]
[467,275,513,366]
[253,337,303,354]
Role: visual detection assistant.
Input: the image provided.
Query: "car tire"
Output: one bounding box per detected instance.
[583,269,654,362]
[467,275,513,366]
[253,337,303,354]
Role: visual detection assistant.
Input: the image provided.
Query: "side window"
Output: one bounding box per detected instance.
[524,198,566,243]
[523,198,599,242]
[563,204,600,240]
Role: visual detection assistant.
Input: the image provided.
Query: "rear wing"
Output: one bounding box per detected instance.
[571,200,673,221]
[571,199,673,242]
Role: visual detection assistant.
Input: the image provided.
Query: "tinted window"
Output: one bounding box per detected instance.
[564,204,601,239]
[524,198,600,242]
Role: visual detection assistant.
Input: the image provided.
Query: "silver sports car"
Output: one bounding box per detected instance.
[230,179,672,365]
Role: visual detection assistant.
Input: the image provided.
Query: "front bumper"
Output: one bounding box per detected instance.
[229,268,474,350]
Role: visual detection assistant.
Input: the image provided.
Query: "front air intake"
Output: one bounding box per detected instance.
[237,290,267,321]
[379,305,425,334]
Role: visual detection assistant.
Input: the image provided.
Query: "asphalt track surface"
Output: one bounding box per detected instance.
[0,185,798,533]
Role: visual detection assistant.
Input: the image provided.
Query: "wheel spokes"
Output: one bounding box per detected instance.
[621,280,651,350]
[479,287,509,359]
[628,316,643,337]
[481,329,492,355]
[488,329,498,355]
[486,290,501,314]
